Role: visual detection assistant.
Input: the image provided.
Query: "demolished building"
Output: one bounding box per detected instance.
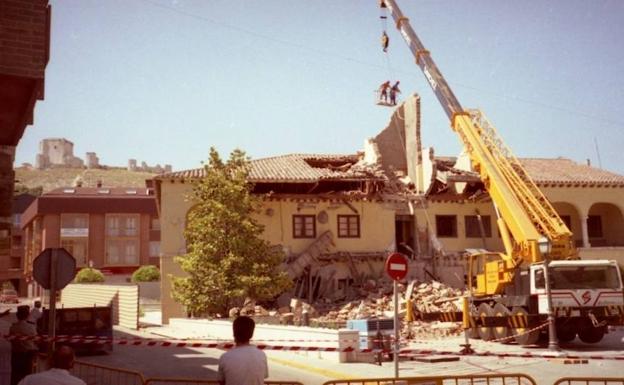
[155,94,624,323]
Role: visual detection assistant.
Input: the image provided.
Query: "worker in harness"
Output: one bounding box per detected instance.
[381,31,389,52]
[390,80,400,105]
[378,80,391,103]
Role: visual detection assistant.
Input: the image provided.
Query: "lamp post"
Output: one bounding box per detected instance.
[538,237,559,351]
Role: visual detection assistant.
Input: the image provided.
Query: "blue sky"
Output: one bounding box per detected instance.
[16,0,624,174]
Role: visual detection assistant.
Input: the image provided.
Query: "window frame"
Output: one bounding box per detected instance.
[435,215,458,238]
[464,215,492,238]
[337,215,361,238]
[292,215,316,239]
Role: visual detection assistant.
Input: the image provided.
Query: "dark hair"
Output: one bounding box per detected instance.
[52,345,75,370]
[16,305,30,321]
[233,316,255,343]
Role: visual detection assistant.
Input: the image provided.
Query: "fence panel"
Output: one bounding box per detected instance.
[61,283,139,329]
[70,359,145,385]
[322,373,537,385]
[144,380,303,385]
[553,378,624,385]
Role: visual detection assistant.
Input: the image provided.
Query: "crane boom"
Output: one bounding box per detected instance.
[382,0,576,293]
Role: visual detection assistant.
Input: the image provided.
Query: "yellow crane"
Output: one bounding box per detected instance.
[381,0,624,345]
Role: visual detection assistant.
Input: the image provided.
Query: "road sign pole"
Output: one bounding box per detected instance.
[49,248,58,354]
[393,279,399,378]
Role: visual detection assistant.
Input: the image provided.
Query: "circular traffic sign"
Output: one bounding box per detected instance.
[385,252,409,281]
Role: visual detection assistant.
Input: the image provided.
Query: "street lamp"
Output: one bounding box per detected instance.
[538,236,559,351]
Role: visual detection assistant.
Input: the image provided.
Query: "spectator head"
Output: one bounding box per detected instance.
[34,300,42,309]
[52,345,75,370]
[233,316,255,344]
[16,305,30,321]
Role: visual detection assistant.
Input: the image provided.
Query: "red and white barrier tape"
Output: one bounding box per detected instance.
[489,322,549,343]
[4,334,624,361]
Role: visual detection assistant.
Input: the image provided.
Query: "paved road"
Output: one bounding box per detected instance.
[75,324,624,385]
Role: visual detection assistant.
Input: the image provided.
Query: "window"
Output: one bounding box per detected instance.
[61,239,88,266]
[12,214,21,226]
[436,215,457,238]
[106,239,139,265]
[61,214,88,229]
[106,216,120,237]
[125,216,137,236]
[106,214,139,237]
[150,217,161,231]
[293,215,316,238]
[337,215,360,238]
[149,241,160,257]
[587,215,603,238]
[465,215,492,238]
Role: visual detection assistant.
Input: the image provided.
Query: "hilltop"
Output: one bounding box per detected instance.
[14,167,157,194]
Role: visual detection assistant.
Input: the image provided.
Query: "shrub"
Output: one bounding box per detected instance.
[131,265,160,283]
[74,268,105,283]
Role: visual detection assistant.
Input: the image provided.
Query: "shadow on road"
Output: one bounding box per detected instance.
[78,328,220,379]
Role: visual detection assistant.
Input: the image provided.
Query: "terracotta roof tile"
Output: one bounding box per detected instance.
[436,156,624,186]
[519,158,624,186]
[159,154,381,183]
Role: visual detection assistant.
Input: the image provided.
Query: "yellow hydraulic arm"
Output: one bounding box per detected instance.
[381,0,576,294]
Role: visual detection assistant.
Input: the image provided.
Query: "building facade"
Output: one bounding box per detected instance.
[21,187,160,295]
[155,95,624,323]
[0,0,51,286]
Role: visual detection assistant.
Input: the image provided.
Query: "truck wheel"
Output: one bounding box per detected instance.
[477,303,494,341]
[493,303,511,343]
[556,325,576,343]
[578,325,605,344]
[511,307,539,346]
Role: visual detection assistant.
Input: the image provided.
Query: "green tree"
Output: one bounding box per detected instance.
[171,148,291,316]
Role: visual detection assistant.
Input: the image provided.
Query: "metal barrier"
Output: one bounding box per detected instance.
[70,359,145,385]
[553,378,624,385]
[322,373,537,385]
[144,380,303,385]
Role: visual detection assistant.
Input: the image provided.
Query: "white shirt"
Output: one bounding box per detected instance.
[217,345,268,385]
[29,308,42,323]
[18,368,86,385]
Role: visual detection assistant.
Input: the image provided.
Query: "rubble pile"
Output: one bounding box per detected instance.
[228,280,466,340]
[310,280,465,339]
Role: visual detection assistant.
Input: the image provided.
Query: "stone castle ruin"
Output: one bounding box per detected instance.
[128,159,172,174]
[35,138,87,169]
[34,138,171,173]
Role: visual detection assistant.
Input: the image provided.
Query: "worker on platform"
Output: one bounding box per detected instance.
[379,80,391,103]
[390,80,401,105]
[381,31,389,52]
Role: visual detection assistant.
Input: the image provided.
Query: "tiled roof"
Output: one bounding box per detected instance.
[519,158,624,186]
[436,156,624,186]
[159,154,383,183]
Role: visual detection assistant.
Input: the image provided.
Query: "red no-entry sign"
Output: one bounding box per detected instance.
[385,252,409,281]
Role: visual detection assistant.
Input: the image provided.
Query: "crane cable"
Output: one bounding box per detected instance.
[379,2,393,81]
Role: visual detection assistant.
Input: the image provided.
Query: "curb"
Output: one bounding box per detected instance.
[267,356,357,380]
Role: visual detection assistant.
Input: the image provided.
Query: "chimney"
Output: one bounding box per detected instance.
[586,159,591,166]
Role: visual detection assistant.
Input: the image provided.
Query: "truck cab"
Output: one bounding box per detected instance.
[530,260,624,343]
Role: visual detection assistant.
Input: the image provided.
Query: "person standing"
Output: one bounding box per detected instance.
[28,301,42,325]
[10,306,38,385]
[217,316,268,385]
[378,80,391,103]
[18,345,86,385]
[390,80,401,105]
